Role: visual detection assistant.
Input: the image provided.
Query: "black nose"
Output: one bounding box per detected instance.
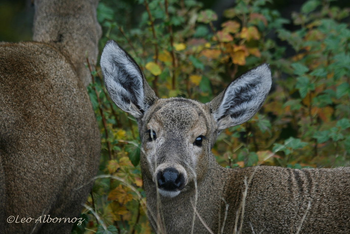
[157,168,185,191]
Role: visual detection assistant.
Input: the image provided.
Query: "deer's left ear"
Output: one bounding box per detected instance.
[207,64,272,131]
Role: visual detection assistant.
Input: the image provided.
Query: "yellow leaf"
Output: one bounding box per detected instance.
[249,13,268,26]
[247,47,261,58]
[103,203,116,223]
[305,29,324,41]
[107,160,120,174]
[108,185,133,204]
[312,106,334,122]
[114,129,126,140]
[141,221,153,234]
[264,100,284,116]
[236,161,244,167]
[159,50,172,62]
[193,45,204,53]
[231,51,246,65]
[204,42,211,48]
[222,20,240,34]
[211,148,219,155]
[240,26,260,41]
[135,177,143,187]
[108,201,130,221]
[302,92,317,107]
[231,45,249,65]
[189,75,202,86]
[119,156,133,167]
[201,49,221,59]
[214,31,233,42]
[174,43,186,51]
[145,62,162,76]
[169,90,178,97]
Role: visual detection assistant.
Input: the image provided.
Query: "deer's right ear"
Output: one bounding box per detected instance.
[101,40,158,119]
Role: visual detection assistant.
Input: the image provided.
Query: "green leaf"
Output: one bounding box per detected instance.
[125,142,141,166]
[283,99,302,110]
[313,130,330,143]
[169,90,179,97]
[198,76,212,102]
[223,8,235,18]
[334,53,350,70]
[296,76,314,98]
[272,143,291,155]
[256,115,271,133]
[310,68,327,78]
[272,138,307,156]
[329,127,344,141]
[247,152,259,167]
[170,16,185,26]
[199,76,211,92]
[291,63,309,76]
[194,25,209,38]
[319,19,337,33]
[336,118,350,130]
[197,10,218,23]
[312,94,332,107]
[336,83,350,98]
[189,56,205,70]
[324,36,341,52]
[96,225,119,234]
[345,136,350,153]
[301,1,320,14]
[285,137,308,150]
[97,3,114,23]
[287,163,303,169]
[184,0,198,7]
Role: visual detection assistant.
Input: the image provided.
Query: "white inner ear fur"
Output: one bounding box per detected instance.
[214,64,272,129]
[101,41,145,118]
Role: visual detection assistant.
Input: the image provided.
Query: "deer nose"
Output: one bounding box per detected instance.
[157,168,185,191]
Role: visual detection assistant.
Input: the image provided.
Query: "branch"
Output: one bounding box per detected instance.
[165,0,178,90]
[144,0,159,96]
[86,58,113,160]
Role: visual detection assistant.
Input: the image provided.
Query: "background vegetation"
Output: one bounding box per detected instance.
[78,0,350,233]
[1,0,350,233]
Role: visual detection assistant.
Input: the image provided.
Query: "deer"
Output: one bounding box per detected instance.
[100,40,350,234]
[0,0,101,233]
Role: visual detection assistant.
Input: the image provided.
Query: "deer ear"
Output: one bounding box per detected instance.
[207,64,272,131]
[101,40,158,119]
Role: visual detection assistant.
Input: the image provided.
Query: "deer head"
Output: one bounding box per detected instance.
[101,40,271,198]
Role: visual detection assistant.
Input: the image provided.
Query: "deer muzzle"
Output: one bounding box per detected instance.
[155,165,187,198]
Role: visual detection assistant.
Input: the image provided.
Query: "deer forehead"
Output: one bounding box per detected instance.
[146,99,209,135]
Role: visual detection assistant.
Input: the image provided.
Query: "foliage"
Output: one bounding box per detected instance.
[73,0,350,233]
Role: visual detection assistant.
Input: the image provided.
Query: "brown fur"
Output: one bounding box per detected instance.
[141,99,350,234]
[33,0,101,87]
[0,1,101,233]
[101,41,350,234]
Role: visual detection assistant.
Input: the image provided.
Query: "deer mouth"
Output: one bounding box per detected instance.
[157,189,181,198]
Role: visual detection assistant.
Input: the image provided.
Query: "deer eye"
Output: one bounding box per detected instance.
[193,135,205,147]
[147,130,157,141]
